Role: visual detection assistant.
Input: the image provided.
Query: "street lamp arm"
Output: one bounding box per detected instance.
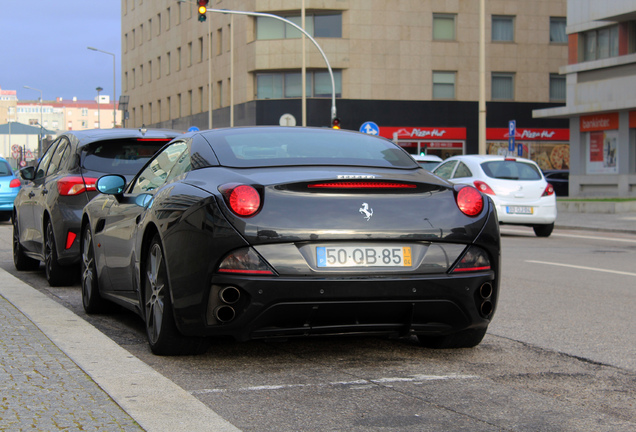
[205,8,338,121]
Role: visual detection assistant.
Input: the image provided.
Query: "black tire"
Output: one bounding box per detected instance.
[143,235,209,356]
[13,215,40,271]
[81,224,106,313]
[533,223,554,237]
[44,220,75,287]
[418,327,488,349]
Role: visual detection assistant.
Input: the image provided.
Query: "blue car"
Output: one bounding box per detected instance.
[0,157,21,222]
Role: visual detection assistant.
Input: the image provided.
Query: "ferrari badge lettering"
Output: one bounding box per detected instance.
[359,203,373,221]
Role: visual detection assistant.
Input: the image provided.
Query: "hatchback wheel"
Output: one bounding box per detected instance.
[81,225,106,313]
[44,220,75,286]
[13,215,40,271]
[143,235,209,356]
[533,223,554,237]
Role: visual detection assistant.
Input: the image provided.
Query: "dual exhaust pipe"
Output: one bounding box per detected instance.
[214,286,241,323]
[478,282,494,316]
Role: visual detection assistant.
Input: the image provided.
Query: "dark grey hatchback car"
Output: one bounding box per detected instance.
[13,128,181,286]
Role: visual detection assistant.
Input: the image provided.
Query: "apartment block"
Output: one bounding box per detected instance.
[122,0,568,161]
[535,0,636,197]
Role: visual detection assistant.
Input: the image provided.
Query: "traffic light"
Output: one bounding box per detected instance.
[198,0,209,22]
[331,117,341,129]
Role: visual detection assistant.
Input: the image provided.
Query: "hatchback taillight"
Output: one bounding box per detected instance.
[456,186,484,216]
[473,180,495,195]
[57,176,98,196]
[452,246,491,273]
[542,183,555,197]
[9,178,21,188]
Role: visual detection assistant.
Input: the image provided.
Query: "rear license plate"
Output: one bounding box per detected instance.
[506,206,533,214]
[316,246,412,268]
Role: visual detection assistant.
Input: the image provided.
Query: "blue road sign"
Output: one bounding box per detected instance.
[188,126,200,132]
[517,143,523,157]
[360,121,379,135]
[508,120,516,152]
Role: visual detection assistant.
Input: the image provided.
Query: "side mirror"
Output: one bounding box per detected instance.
[96,175,127,195]
[20,166,35,181]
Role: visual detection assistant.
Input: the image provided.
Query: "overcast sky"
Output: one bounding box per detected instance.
[1,1,121,102]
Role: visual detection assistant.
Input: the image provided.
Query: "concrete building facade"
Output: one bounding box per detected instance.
[535,0,636,197]
[122,0,569,163]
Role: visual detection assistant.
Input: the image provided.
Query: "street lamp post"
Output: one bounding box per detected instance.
[96,87,103,128]
[87,47,117,128]
[193,4,338,124]
[23,85,43,157]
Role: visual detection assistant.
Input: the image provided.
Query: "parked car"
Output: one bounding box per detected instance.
[80,127,500,355]
[412,154,443,171]
[543,169,569,197]
[12,128,181,286]
[432,155,556,237]
[0,156,21,222]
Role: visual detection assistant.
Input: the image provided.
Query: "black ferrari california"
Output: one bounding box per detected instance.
[80,127,500,355]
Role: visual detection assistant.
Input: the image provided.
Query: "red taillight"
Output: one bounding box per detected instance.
[65,231,77,250]
[9,178,21,188]
[57,176,98,196]
[452,246,491,273]
[225,184,261,217]
[473,180,495,195]
[456,186,484,216]
[217,248,274,275]
[542,183,555,196]
[308,182,416,189]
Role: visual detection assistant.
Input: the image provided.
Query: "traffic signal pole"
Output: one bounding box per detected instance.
[198,5,338,124]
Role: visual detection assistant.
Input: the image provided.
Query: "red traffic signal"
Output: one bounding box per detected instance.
[331,117,341,129]
[198,0,209,22]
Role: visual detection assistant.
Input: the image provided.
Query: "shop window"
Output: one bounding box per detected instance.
[550,17,567,44]
[433,14,456,41]
[256,13,342,40]
[432,72,456,99]
[492,72,515,100]
[549,74,566,102]
[492,16,514,42]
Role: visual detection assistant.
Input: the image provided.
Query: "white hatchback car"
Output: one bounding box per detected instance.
[432,155,557,236]
[412,154,443,171]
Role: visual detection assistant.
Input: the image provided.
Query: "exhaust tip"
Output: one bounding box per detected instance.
[480,300,493,316]
[214,305,236,323]
[219,286,241,304]
[479,282,493,299]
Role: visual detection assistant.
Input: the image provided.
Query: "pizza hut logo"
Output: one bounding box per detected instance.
[396,128,447,138]
[520,130,555,139]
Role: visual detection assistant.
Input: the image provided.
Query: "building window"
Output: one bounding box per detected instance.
[256,70,342,99]
[166,52,171,75]
[216,28,223,55]
[177,47,181,71]
[492,72,514,100]
[188,42,193,67]
[550,17,567,43]
[433,14,456,41]
[492,15,514,42]
[148,60,152,83]
[256,13,342,40]
[157,56,161,79]
[432,72,456,99]
[81,108,88,116]
[198,37,204,62]
[549,74,566,101]
[582,25,619,61]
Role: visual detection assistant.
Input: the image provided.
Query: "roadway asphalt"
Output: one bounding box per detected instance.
[1,209,635,431]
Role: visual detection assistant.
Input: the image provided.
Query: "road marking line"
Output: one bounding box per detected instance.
[526,260,636,277]
[501,228,636,243]
[190,374,478,395]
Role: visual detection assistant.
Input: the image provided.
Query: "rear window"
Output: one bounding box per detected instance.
[481,160,542,181]
[82,139,170,175]
[0,160,13,176]
[208,128,418,169]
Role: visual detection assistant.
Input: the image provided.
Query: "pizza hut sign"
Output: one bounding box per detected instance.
[487,128,570,141]
[380,127,466,140]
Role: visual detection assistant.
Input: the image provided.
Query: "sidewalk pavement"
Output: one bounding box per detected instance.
[1,210,634,431]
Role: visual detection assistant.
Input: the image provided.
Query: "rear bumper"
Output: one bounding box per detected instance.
[492,198,557,225]
[177,271,498,341]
